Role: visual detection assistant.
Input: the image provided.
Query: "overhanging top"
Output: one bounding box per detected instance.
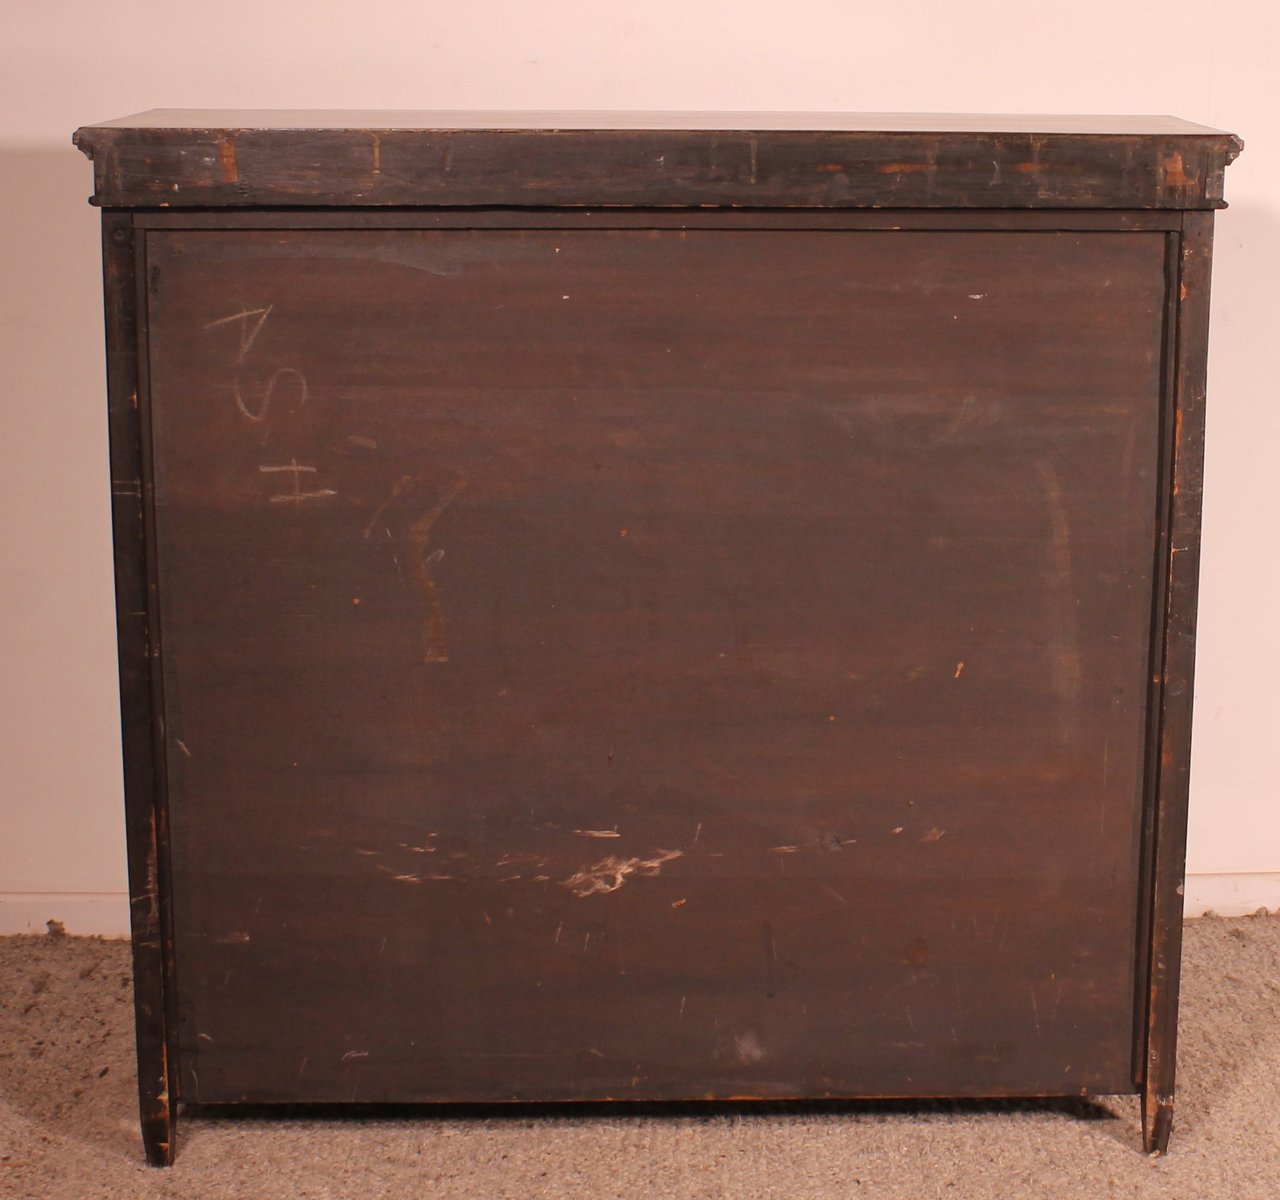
[74,110,1243,211]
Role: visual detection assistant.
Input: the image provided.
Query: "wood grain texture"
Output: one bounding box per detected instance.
[142,227,1165,1106]
[100,211,176,1165]
[73,118,1242,211]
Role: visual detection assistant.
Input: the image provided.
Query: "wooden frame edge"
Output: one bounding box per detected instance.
[101,211,178,1166]
[1140,209,1215,1155]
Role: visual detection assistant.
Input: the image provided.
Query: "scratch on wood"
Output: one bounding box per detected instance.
[561,849,683,897]
[1036,460,1082,743]
[407,476,468,663]
[362,474,414,539]
[763,921,777,998]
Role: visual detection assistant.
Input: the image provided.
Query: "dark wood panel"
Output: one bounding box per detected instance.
[75,122,1242,210]
[142,228,1165,1105]
[1140,211,1216,1154]
[133,209,1186,233]
[100,213,176,1164]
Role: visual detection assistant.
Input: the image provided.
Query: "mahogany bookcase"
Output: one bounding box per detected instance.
[74,112,1240,1163]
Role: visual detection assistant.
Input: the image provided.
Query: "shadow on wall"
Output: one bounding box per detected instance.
[0,143,127,901]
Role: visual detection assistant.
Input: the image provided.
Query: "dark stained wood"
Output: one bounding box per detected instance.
[132,209,1186,233]
[1140,211,1216,1155]
[74,112,1242,211]
[100,211,177,1165]
[78,115,1240,1161]
[146,227,1161,1105]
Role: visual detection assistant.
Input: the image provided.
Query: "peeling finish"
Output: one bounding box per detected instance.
[1160,151,1197,190]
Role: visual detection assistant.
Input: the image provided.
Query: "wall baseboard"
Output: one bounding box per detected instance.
[0,892,131,938]
[1,874,1276,937]
[1183,872,1280,918]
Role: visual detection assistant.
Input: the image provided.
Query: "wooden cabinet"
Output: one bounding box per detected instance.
[75,111,1241,1163]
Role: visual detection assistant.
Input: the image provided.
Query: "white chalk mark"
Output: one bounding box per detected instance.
[174,739,191,758]
[341,1050,369,1062]
[261,458,334,506]
[205,305,273,365]
[574,829,621,839]
[234,366,308,423]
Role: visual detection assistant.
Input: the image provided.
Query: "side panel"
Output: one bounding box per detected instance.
[142,227,1165,1103]
[1141,211,1215,1154]
[102,211,176,1164]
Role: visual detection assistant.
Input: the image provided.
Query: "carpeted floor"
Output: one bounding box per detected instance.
[0,913,1276,1199]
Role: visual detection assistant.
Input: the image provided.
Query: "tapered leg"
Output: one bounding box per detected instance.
[1141,1093,1174,1156]
[1138,212,1215,1159]
[102,210,180,1166]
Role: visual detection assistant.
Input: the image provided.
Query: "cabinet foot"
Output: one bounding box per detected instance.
[140,1093,176,1166]
[1141,1093,1174,1156]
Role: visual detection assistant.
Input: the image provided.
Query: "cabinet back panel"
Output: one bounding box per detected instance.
[143,227,1165,1102]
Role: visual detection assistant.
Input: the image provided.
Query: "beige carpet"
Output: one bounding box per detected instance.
[1,913,1276,1199]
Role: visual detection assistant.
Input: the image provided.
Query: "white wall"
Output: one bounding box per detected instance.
[1,1,1276,934]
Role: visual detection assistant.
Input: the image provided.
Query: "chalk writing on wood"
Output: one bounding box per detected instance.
[234,367,309,424]
[204,305,273,366]
[259,460,336,506]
